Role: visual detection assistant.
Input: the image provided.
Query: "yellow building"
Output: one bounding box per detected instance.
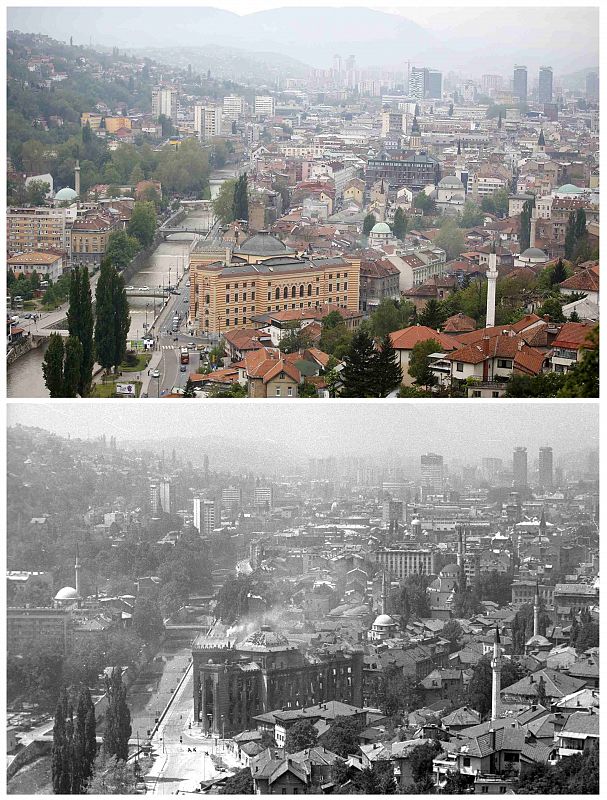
[104,116,132,133]
[189,232,360,335]
[80,112,103,130]
[71,213,115,267]
[7,207,70,255]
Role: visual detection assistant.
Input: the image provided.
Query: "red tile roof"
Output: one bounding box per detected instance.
[390,325,460,352]
[551,322,597,350]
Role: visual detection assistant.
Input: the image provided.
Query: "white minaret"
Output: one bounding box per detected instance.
[491,626,503,721]
[381,571,387,615]
[74,159,81,197]
[533,581,540,637]
[485,241,498,328]
[530,207,538,249]
[75,544,81,598]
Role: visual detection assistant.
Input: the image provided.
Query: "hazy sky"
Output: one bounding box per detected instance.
[8,402,598,461]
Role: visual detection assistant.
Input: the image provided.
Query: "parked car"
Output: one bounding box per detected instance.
[151,369,160,378]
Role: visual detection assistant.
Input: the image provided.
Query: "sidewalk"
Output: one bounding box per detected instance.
[140,350,163,397]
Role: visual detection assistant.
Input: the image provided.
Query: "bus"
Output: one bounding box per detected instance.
[180,347,189,364]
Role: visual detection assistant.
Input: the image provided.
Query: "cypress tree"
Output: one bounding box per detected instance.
[42,333,65,397]
[340,327,380,397]
[74,687,96,790]
[374,333,403,397]
[564,211,576,260]
[551,258,567,286]
[183,377,196,397]
[66,264,81,336]
[574,207,587,241]
[393,207,407,240]
[51,692,67,794]
[63,336,83,397]
[103,668,132,762]
[519,199,534,251]
[95,259,117,370]
[363,213,376,236]
[78,267,95,395]
[112,270,131,368]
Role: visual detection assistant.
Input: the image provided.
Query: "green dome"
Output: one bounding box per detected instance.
[371,222,391,234]
[557,183,581,194]
[55,187,78,201]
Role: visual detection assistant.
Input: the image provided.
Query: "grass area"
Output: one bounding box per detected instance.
[8,755,52,795]
[90,380,142,398]
[120,352,152,372]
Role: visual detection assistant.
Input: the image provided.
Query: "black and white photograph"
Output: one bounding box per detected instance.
[6,402,600,794]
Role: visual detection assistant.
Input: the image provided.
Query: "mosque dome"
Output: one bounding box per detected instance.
[54,187,78,202]
[373,614,395,626]
[519,247,548,261]
[556,183,581,194]
[54,586,79,601]
[370,222,391,234]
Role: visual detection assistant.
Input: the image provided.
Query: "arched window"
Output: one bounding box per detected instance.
[291,286,296,298]
[299,285,304,297]
[275,287,280,300]
[307,284,312,296]
[283,286,288,299]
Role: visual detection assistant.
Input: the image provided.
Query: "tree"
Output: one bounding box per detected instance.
[183,377,196,397]
[26,179,51,205]
[374,333,403,396]
[112,270,131,368]
[78,267,95,396]
[397,573,431,629]
[418,298,446,329]
[408,740,441,783]
[375,664,422,718]
[368,298,414,339]
[414,192,436,215]
[219,768,254,794]
[95,260,130,371]
[435,218,465,259]
[515,743,598,794]
[42,333,65,397]
[564,211,576,260]
[214,576,251,624]
[319,312,353,359]
[339,327,379,397]
[506,372,566,398]
[103,668,131,762]
[232,173,249,221]
[87,754,142,794]
[408,338,441,388]
[321,716,362,758]
[127,201,156,248]
[574,207,587,241]
[284,720,318,753]
[537,296,565,322]
[62,336,83,397]
[106,230,140,270]
[550,258,568,286]
[278,321,312,354]
[52,691,71,795]
[558,325,599,397]
[441,620,463,648]
[362,213,376,236]
[468,654,521,717]
[459,200,483,227]
[212,178,237,224]
[132,597,164,643]
[511,603,551,654]
[392,207,407,240]
[73,687,96,792]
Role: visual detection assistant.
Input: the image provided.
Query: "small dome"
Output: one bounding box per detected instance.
[441,563,460,574]
[239,628,290,651]
[370,222,391,234]
[525,634,551,647]
[556,183,581,194]
[520,247,547,260]
[373,613,395,626]
[54,586,79,600]
[438,175,464,189]
[55,187,78,201]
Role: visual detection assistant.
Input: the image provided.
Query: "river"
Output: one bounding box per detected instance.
[7,207,214,398]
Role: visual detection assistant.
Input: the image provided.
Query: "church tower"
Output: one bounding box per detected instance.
[409,115,421,150]
[535,128,546,154]
[491,626,503,721]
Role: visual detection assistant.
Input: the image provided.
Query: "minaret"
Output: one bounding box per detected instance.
[533,581,540,637]
[530,207,538,248]
[456,525,463,568]
[74,160,81,197]
[485,240,498,328]
[491,625,503,721]
[381,571,387,615]
[75,544,81,598]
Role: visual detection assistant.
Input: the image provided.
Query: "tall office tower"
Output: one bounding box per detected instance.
[193,499,219,536]
[345,54,357,88]
[538,447,554,489]
[254,486,274,510]
[538,66,553,103]
[427,69,442,99]
[586,71,599,101]
[194,104,223,140]
[513,66,528,101]
[333,54,342,79]
[152,85,178,120]
[159,480,175,515]
[482,74,503,93]
[222,96,244,120]
[254,96,275,118]
[382,499,404,527]
[149,483,161,517]
[420,453,444,495]
[513,447,528,487]
[409,67,426,100]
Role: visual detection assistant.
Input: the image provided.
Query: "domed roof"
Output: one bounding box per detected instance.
[234,231,295,257]
[370,222,391,234]
[54,586,79,600]
[238,627,291,651]
[525,634,551,647]
[373,613,396,626]
[438,175,464,189]
[441,563,460,574]
[520,247,547,260]
[55,187,78,201]
[557,183,581,194]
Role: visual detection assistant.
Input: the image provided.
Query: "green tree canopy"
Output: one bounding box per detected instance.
[408,338,441,388]
[339,327,379,397]
[435,218,465,259]
[284,720,318,753]
[127,201,156,248]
